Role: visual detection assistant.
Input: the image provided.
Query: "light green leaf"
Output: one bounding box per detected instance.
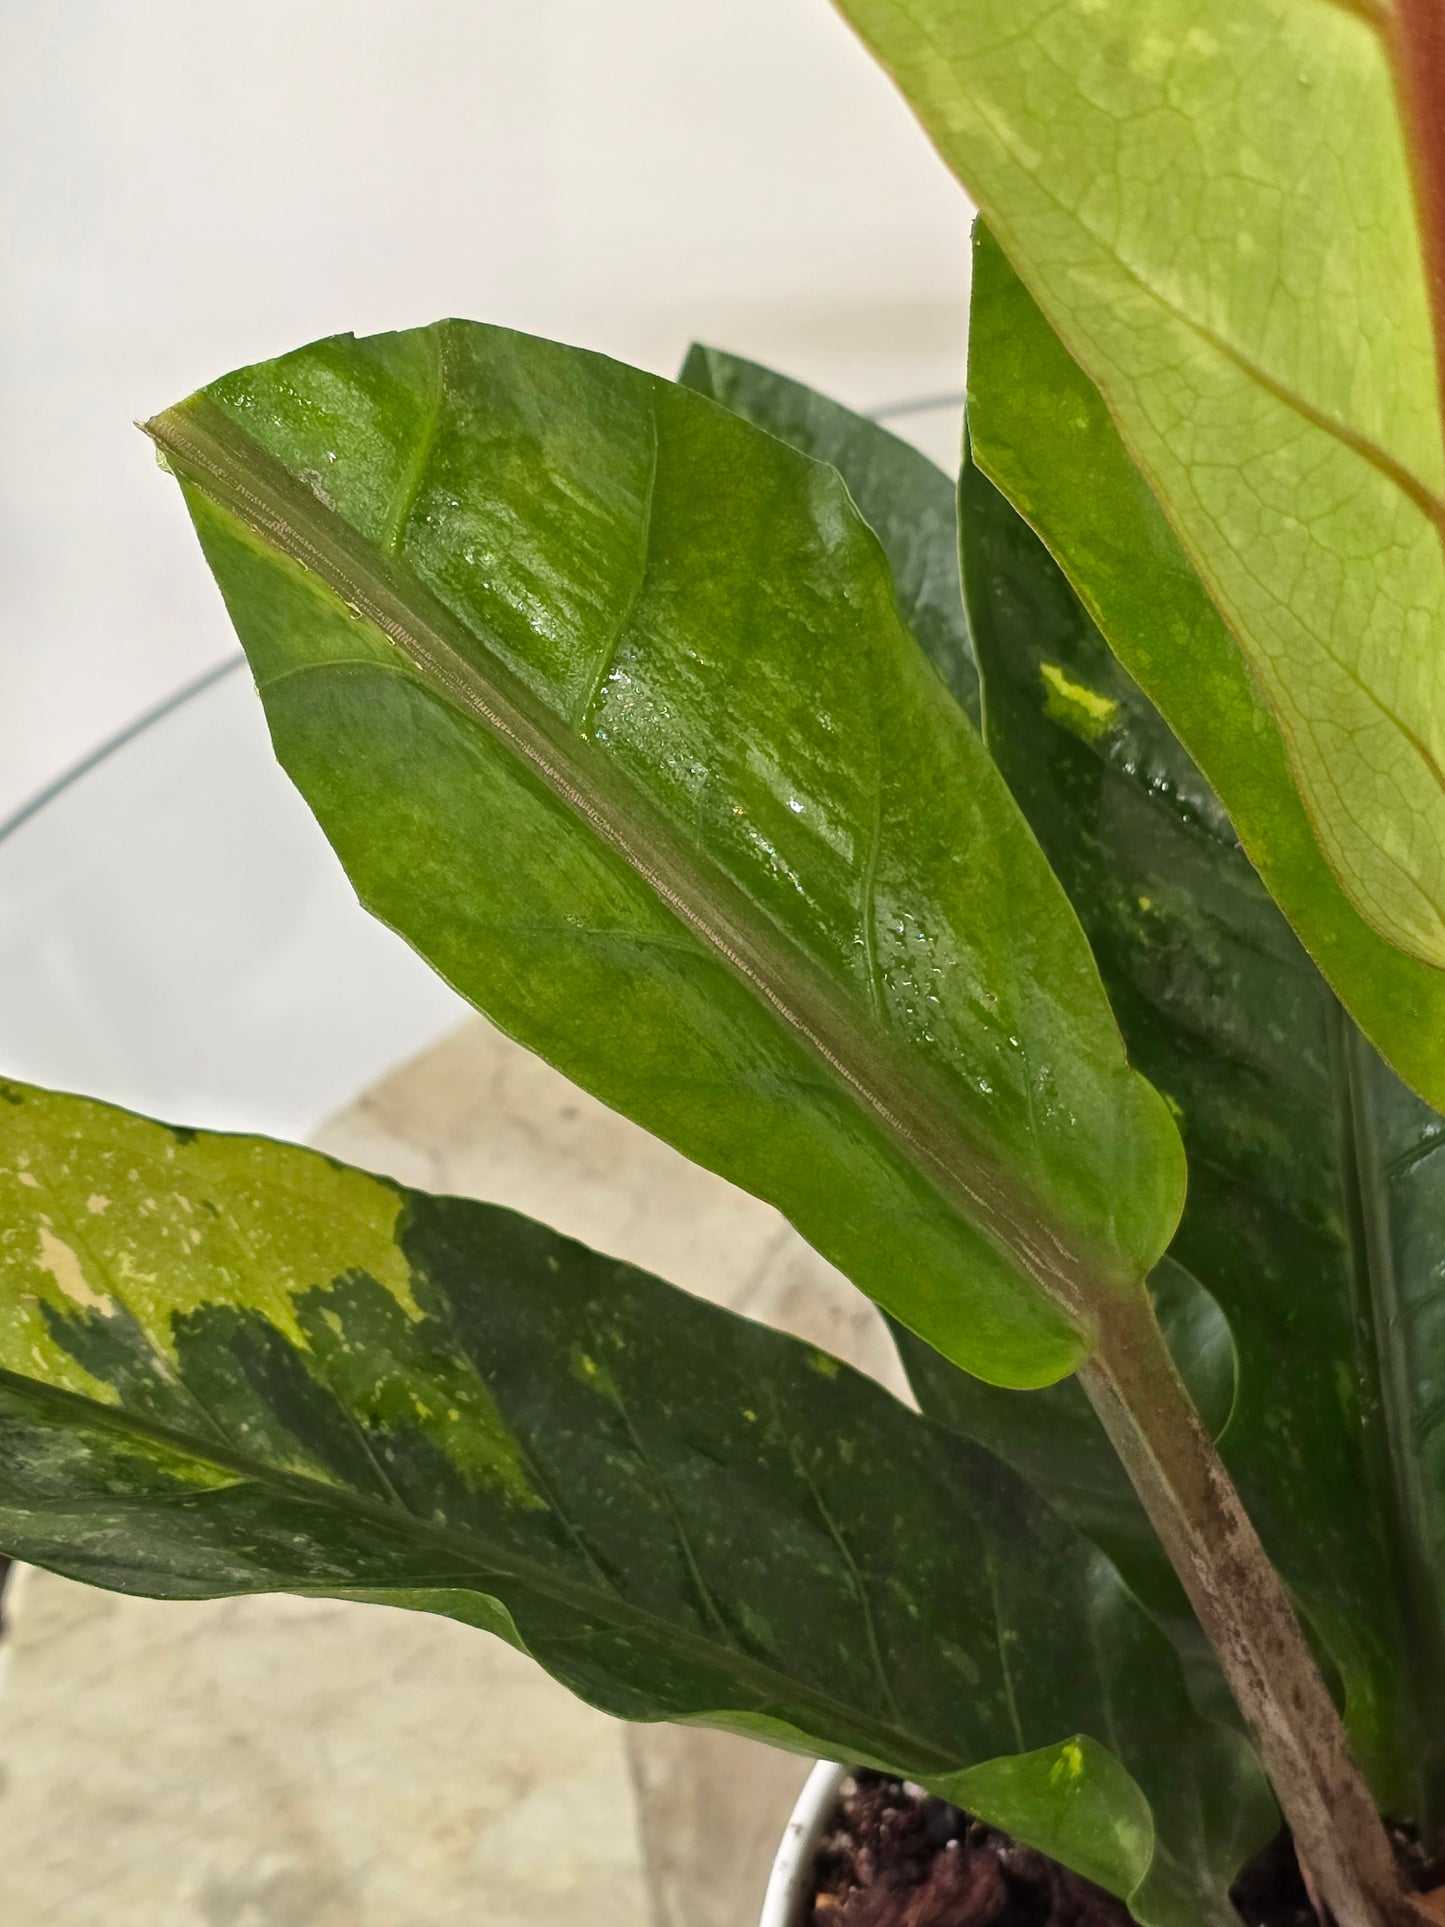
[965,223,1445,1112]
[901,427,1445,1831]
[0,1080,1270,1925]
[678,343,978,721]
[144,322,1185,1391]
[949,1740,1154,1907]
[943,1734,1263,1927]
[834,0,1445,970]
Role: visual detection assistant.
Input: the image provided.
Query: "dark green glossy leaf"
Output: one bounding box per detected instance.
[897,1254,1234,1706]
[678,343,977,723]
[145,323,1185,1392]
[834,0,1445,972]
[964,224,1445,1113]
[917,431,1445,1834]
[0,1080,1270,1925]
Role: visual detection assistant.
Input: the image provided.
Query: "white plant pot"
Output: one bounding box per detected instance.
[758,1760,849,1927]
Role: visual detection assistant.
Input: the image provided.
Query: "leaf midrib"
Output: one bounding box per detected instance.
[0,1360,964,1774]
[142,393,1091,1324]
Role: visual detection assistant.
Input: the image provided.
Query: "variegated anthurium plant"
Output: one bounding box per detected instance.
[2,4,1444,1923]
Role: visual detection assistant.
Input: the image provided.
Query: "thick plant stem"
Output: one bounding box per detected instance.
[1079,1294,1426,1927]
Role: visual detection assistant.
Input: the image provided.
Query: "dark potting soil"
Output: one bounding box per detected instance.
[807,1774,1445,1927]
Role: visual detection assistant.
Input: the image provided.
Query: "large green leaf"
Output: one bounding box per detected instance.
[897,1256,1235,1709]
[669,349,1250,1706]
[0,1080,1270,1926]
[145,323,1184,1392]
[964,224,1445,1113]
[909,430,1445,1835]
[677,343,978,723]
[835,0,1445,972]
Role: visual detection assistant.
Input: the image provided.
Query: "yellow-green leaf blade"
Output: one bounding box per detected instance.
[834,0,1445,968]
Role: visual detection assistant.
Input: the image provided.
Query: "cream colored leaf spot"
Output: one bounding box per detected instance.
[37,1227,116,1316]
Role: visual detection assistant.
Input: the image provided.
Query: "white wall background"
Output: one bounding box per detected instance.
[0,0,973,824]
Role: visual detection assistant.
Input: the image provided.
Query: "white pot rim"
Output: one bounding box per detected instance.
[758,1759,849,1927]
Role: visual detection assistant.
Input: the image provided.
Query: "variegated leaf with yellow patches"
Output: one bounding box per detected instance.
[0,1079,1269,1926]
